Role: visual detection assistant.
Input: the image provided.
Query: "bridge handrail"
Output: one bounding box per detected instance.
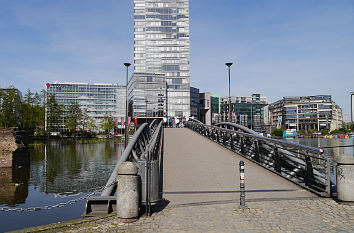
[101,122,151,196]
[214,122,323,154]
[185,119,330,197]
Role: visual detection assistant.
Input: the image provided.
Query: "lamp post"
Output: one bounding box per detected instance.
[225,63,233,122]
[124,63,131,148]
[145,100,148,123]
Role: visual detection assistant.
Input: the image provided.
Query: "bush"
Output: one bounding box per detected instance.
[272,128,283,137]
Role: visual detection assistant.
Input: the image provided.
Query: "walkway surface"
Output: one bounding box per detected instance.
[20,128,354,233]
[162,128,316,206]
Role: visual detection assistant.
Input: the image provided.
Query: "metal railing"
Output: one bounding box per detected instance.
[185,120,331,197]
[84,120,163,216]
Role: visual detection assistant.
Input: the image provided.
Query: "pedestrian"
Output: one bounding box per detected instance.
[163,116,167,128]
[176,118,180,128]
[172,117,175,128]
[169,117,172,128]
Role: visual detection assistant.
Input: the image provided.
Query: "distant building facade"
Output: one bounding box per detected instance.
[220,94,268,132]
[45,82,125,132]
[199,92,220,125]
[133,0,191,117]
[190,87,199,119]
[128,73,166,118]
[268,95,342,132]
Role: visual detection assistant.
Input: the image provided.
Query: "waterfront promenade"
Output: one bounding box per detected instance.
[19,128,354,232]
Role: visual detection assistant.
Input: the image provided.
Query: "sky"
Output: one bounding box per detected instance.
[0,0,353,116]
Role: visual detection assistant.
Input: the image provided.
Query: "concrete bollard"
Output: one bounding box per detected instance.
[116,161,139,220]
[336,155,354,202]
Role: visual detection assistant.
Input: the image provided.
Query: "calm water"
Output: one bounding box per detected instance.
[0,140,124,233]
[283,137,354,187]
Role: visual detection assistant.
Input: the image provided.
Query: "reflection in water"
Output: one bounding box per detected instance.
[30,140,122,195]
[0,167,30,206]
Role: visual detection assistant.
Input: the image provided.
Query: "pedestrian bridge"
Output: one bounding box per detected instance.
[85,120,329,216]
[162,128,316,207]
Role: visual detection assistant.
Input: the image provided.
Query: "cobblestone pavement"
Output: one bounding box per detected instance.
[21,198,354,233]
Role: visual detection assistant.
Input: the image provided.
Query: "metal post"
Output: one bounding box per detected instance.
[124,63,131,148]
[239,161,246,208]
[226,62,233,122]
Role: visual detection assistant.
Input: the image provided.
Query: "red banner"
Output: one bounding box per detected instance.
[121,117,125,127]
[128,117,131,127]
[114,117,118,127]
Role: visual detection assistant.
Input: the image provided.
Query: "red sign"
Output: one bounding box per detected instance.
[121,117,125,127]
[134,117,137,125]
[114,117,118,127]
[46,83,50,87]
[128,117,131,127]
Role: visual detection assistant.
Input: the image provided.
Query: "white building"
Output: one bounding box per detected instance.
[133,0,190,117]
[45,82,125,131]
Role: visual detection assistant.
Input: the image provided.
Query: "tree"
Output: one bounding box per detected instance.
[271,128,283,137]
[100,115,115,137]
[0,89,22,127]
[87,118,97,132]
[46,94,63,132]
[65,102,82,135]
[21,89,45,134]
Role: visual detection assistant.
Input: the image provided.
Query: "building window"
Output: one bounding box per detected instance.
[147,76,152,82]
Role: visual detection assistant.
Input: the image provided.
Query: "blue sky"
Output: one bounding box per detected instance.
[0,0,353,116]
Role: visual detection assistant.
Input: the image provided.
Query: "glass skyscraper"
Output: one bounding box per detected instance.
[133,0,190,117]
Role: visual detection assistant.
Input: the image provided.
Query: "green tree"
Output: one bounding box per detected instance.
[100,115,115,137]
[87,118,97,132]
[65,102,82,136]
[271,128,283,137]
[46,94,63,132]
[0,89,22,127]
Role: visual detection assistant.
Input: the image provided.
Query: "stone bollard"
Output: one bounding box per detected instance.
[116,161,139,220]
[336,155,354,202]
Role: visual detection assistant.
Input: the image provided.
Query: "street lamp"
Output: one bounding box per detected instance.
[124,63,131,148]
[225,62,233,122]
[145,100,148,123]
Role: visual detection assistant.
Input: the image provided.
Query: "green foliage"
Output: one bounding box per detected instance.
[0,89,22,127]
[22,89,45,133]
[272,128,283,137]
[321,128,330,135]
[298,129,306,135]
[100,115,115,136]
[46,94,63,132]
[65,102,82,135]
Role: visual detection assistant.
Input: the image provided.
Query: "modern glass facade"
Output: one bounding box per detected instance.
[128,72,166,118]
[220,94,267,132]
[190,87,199,118]
[134,0,190,117]
[46,82,125,131]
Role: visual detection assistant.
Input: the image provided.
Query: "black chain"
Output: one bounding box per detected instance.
[0,181,116,212]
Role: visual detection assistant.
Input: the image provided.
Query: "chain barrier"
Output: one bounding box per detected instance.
[0,181,117,212]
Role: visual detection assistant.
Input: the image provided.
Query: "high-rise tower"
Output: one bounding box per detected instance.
[133,0,190,117]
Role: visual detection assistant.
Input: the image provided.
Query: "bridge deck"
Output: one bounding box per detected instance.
[162,128,317,206]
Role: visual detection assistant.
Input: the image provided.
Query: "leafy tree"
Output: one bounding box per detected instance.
[100,115,115,136]
[46,94,63,132]
[0,89,22,127]
[87,118,97,132]
[271,128,283,137]
[65,102,82,135]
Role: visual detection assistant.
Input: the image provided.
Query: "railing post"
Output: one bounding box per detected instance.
[230,133,234,151]
[326,156,331,197]
[254,140,260,163]
[274,146,281,173]
[304,152,315,188]
[240,136,245,155]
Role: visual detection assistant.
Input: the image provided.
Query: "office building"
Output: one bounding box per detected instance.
[133,0,191,117]
[190,87,199,119]
[45,82,125,132]
[128,72,166,118]
[220,94,268,132]
[268,95,342,132]
[199,92,220,125]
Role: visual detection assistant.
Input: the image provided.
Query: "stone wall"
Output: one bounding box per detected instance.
[0,128,30,168]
